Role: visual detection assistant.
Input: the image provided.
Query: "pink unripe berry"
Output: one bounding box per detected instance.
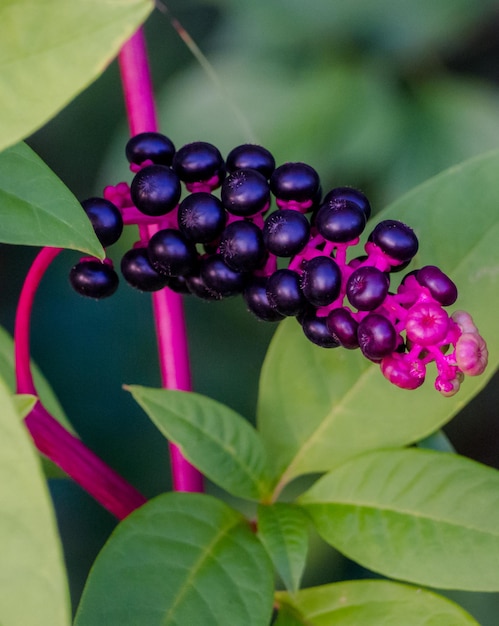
[455,332,488,376]
[381,354,426,390]
[405,302,449,346]
[435,373,463,397]
[451,310,479,335]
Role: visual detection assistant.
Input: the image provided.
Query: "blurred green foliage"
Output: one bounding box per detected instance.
[3,0,499,620]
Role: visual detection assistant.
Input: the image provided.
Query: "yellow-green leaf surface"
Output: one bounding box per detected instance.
[258,149,499,488]
[300,449,499,591]
[0,0,153,151]
[275,580,479,625]
[128,386,273,501]
[0,143,104,255]
[0,377,70,625]
[75,492,274,626]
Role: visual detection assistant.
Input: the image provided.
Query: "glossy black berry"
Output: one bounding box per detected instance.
[416,265,458,306]
[266,268,306,317]
[243,277,285,322]
[125,132,176,166]
[301,310,341,348]
[221,169,270,217]
[226,144,276,179]
[321,186,371,220]
[263,210,310,257]
[120,247,169,292]
[315,200,366,243]
[130,164,181,216]
[178,192,226,243]
[219,220,266,272]
[185,272,221,300]
[200,254,247,298]
[148,228,198,277]
[346,266,389,311]
[357,313,397,361]
[81,197,123,247]
[270,162,320,205]
[326,308,359,349]
[69,260,119,299]
[368,220,419,263]
[172,141,225,187]
[300,256,342,307]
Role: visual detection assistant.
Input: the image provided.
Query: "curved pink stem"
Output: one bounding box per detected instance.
[15,247,147,519]
[118,29,203,493]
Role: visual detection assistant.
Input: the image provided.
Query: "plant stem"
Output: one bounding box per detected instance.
[118,28,204,493]
[15,247,147,519]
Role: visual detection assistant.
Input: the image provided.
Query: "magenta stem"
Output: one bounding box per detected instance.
[15,247,147,519]
[118,28,203,493]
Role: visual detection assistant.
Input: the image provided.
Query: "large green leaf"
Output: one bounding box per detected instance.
[127,386,273,501]
[257,149,499,489]
[257,503,309,593]
[74,492,274,626]
[300,448,499,591]
[0,143,104,255]
[0,0,153,151]
[0,377,70,625]
[274,580,479,625]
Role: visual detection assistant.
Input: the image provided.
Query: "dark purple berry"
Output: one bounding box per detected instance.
[81,197,123,247]
[185,272,221,300]
[346,266,389,311]
[69,260,119,299]
[315,200,366,243]
[266,268,306,317]
[326,308,359,349]
[243,277,285,322]
[263,210,310,257]
[219,220,266,272]
[130,164,181,216]
[321,186,371,220]
[120,247,169,292]
[357,313,397,361]
[301,256,342,307]
[178,192,226,243]
[125,132,175,166]
[172,141,225,186]
[226,144,276,179]
[416,265,458,306]
[270,162,320,205]
[200,254,247,297]
[301,310,341,348]
[148,228,198,277]
[221,169,270,217]
[368,220,419,262]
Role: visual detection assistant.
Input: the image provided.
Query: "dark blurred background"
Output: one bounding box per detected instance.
[2,0,499,621]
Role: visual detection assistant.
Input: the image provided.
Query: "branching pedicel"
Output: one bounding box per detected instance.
[72,134,488,397]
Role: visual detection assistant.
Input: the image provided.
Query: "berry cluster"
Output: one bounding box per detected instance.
[69,132,488,395]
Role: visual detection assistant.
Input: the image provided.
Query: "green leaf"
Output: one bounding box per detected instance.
[12,393,37,419]
[257,149,499,489]
[274,580,479,625]
[127,386,273,501]
[0,142,104,255]
[417,429,456,453]
[257,503,309,593]
[0,377,70,625]
[300,448,499,591]
[0,0,153,151]
[74,492,274,626]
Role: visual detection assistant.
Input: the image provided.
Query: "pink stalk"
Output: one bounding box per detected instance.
[118,28,203,493]
[15,247,147,519]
